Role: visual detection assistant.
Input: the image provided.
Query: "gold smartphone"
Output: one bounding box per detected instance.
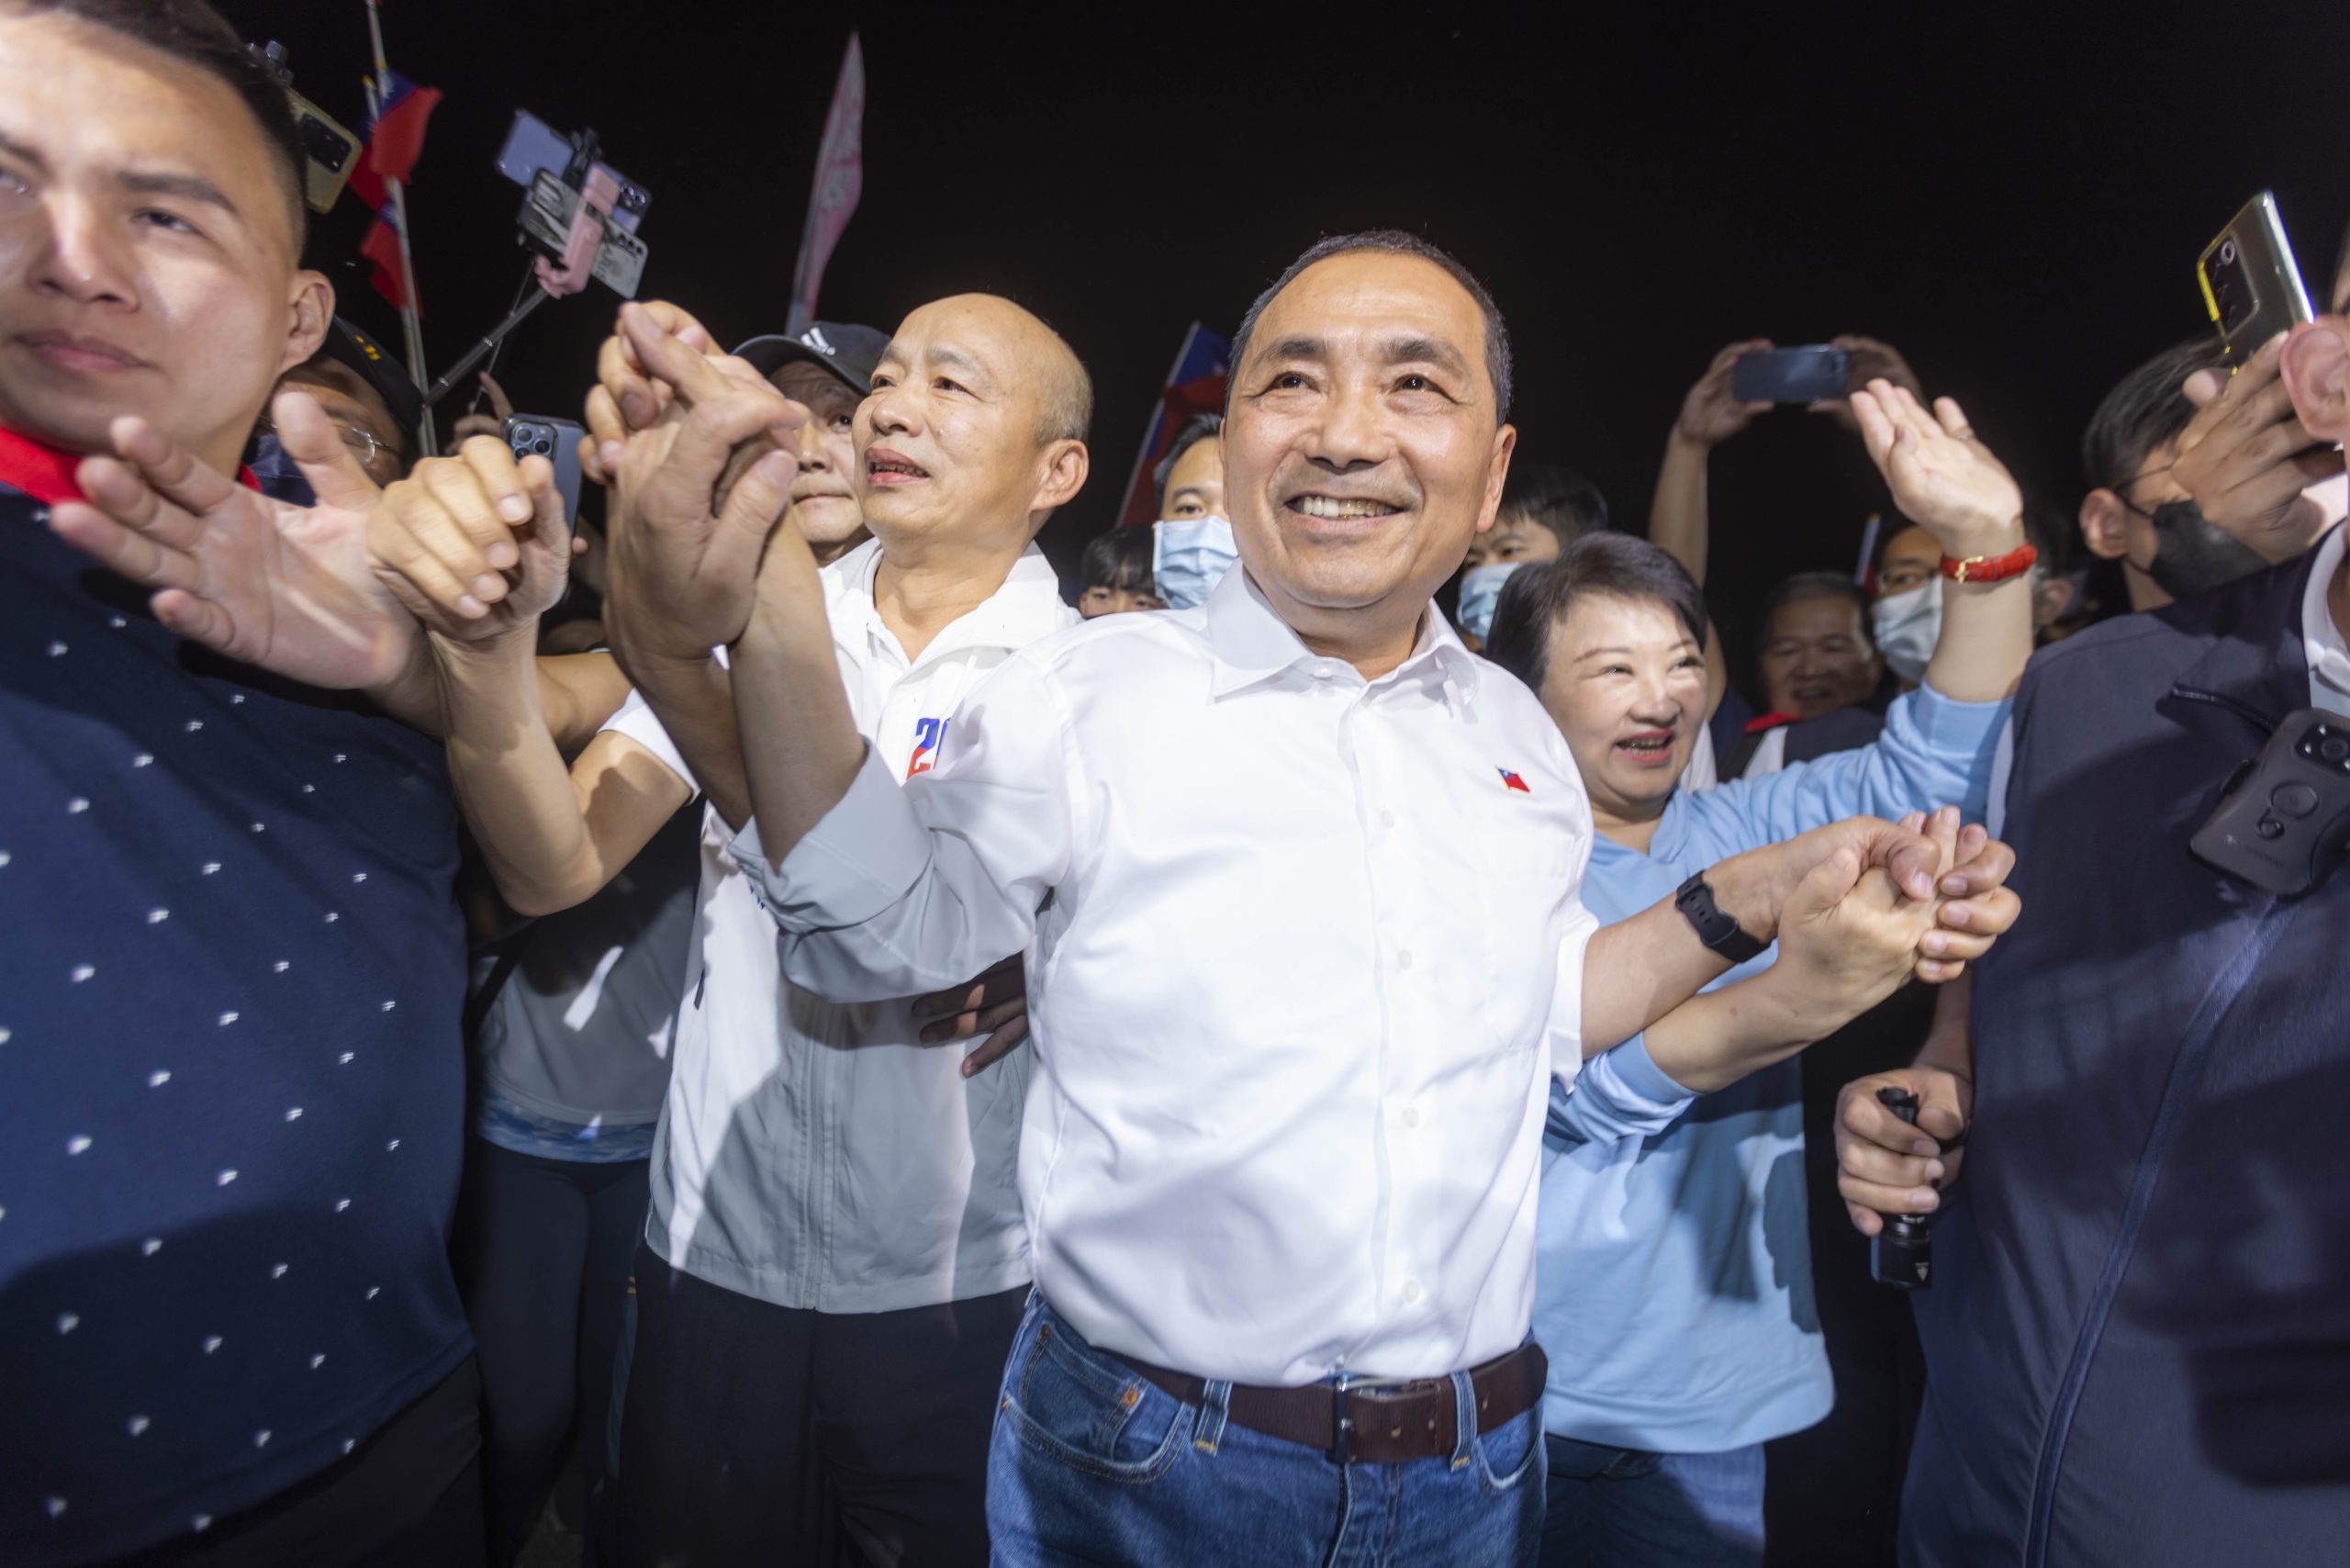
[2198,191,2314,372]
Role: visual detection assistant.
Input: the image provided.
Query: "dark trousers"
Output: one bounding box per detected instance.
[452,1137,649,1565]
[103,1358,485,1568]
[610,1246,1024,1568]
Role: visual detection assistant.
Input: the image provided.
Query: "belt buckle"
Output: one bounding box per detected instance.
[1327,1373,1415,1464]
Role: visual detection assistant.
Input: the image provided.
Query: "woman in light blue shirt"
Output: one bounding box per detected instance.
[1486,384,2034,1567]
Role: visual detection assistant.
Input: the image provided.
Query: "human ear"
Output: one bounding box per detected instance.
[2279,319,2350,445]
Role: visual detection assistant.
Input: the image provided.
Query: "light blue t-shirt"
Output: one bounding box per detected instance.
[1535,686,2007,1452]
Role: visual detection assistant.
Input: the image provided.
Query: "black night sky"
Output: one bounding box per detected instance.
[223,0,2350,666]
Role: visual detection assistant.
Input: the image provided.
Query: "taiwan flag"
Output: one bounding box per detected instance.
[348,70,442,310]
[1115,322,1231,528]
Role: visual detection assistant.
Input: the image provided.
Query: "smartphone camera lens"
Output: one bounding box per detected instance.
[2220,240,2238,266]
[2322,735,2349,764]
[532,438,550,454]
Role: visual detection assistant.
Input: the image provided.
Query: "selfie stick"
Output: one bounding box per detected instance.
[423,286,552,409]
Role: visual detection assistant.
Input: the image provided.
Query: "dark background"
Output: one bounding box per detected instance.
[223,0,2350,668]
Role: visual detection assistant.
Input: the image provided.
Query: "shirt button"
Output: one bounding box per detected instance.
[1380,809,1397,829]
[1312,666,1334,681]
[1403,1280,1423,1305]
[1397,949,1415,970]
[1403,1106,1421,1129]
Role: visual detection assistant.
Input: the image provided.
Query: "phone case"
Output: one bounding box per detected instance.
[2198,192,2313,371]
[1730,346,1850,405]
[2189,709,2350,896]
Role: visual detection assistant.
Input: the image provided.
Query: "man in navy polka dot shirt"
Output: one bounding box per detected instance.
[0,5,491,1563]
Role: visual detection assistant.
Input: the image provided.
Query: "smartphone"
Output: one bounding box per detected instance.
[2198,192,2313,371]
[1730,345,1851,404]
[2190,709,2350,896]
[503,415,585,531]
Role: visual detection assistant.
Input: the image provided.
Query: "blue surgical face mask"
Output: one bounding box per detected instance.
[1869,577,1942,683]
[1153,515,1240,610]
[1455,561,1524,643]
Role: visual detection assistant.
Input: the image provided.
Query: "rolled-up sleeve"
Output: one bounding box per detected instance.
[1547,1035,1698,1148]
[726,652,1078,1003]
[1544,902,1600,1092]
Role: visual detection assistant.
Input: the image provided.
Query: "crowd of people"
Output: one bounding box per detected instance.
[3,4,2346,1567]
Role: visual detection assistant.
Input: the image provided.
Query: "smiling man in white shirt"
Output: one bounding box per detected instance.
[589,232,2020,1565]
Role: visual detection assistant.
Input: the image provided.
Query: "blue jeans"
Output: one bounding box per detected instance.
[989,1293,1547,1566]
[1538,1435,1764,1568]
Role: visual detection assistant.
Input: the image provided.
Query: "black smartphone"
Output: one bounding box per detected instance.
[2189,709,2350,896]
[2198,192,2313,372]
[503,415,585,531]
[1730,345,1851,404]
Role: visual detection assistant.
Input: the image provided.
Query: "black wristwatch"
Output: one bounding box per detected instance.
[1675,871,1768,964]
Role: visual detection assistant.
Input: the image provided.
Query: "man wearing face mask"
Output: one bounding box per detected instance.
[2077,336,2338,610]
[1453,460,1610,650]
[1149,412,1239,608]
[1834,250,2350,1568]
[1481,378,2031,1568]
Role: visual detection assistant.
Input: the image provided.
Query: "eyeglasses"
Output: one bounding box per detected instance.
[256,418,398,472]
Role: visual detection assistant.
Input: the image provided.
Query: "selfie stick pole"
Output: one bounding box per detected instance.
[364,0,435,454]
[423,286,553,409]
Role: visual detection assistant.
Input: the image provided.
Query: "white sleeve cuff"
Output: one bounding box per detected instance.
[726,742,930,930]
[1546,903,1601,1092]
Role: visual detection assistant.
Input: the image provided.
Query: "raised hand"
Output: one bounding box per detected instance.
[1809,333,1923,432]
[2174,331,2344,554]
[601,304,810,668]
[579,299,719,487]
[1850,378,2024,560]
[913,956,1032,1078]
[369,437,576,643]
[47,389,418,691]
[1765,825,1955,1040]
[1675,339,1776,447]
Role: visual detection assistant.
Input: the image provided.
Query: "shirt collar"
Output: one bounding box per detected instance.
[829,538,1072,673]
[1202,564,1483,711]
[2300,523,2350,707]
[0,424,263,507]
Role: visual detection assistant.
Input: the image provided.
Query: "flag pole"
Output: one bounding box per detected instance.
[364,0,434,454]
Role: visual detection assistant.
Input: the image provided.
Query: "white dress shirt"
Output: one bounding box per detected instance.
[601,539,1074,1313]
[733,566,1609,1386]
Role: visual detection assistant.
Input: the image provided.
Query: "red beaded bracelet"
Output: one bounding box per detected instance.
[1940,543,2037,584]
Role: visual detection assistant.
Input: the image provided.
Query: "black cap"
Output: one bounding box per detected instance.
[731,321,889,398]
[313,318,425,441]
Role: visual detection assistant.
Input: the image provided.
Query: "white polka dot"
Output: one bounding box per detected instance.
[301,783,316,794]
[141,1237,162,1255]
[309,1353,325,1370]
[66,1135,92,1155]
[70,964,94,982]
[342,1439,356,1454]
[285,1106,303,1121]
[218,1012,239,1026]
[216,1169,237,1186]
[66,798,89,814]
[333,753,348,763]
[270,1263,287,1279]
[202,1335,222,1353]
[185,720,204,733]
[147,908,168,924]
[248,822,264,834]
[56,1312,78,1334]
[364,1285,380,1300]
[380,1000,397,1013]
[201,862,221,875]
[1,1026,13,1043]
[132,753,153,767]
[386,1138,400,1151]
[45,1498,65,1519]
[324,912,340,924]
[253,1430,271,1448]
[109,615,126,629]
[193,1513,213,1532]
[334,1198,351,1213]
[337,1051,355,1064]
[274,960,290,972]
[147,1070,170,1088]
[352,872,367,884]
[128,1415,150,1437]
[229,694,245,705]
[48,641,66,656]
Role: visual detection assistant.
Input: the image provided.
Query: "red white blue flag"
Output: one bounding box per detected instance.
[347,69,441,311]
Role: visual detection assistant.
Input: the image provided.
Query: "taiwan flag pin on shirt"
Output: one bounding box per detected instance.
[1497,767,1531,793]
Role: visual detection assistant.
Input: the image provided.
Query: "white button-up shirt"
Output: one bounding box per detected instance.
[602,539,1075,1313]
[733,566,1605,1385]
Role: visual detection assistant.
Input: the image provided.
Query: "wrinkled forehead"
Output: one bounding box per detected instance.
[1248,252,1487,386]
[884,297,1036,383]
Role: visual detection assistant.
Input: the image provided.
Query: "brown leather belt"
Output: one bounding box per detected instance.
[1105,1338,1548,1465]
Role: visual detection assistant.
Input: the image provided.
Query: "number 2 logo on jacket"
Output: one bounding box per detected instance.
[906,716,950,779]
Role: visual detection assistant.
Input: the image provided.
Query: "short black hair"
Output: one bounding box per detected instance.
[1497,460,1607,547]
[2079,337,2225,496]
[1758,571,1874,655]
[1080,524,1155,596]
[1229,230,1514,424]
[1484,532,1707,692]
[14,0,307,244]
[1151,412,1222,512]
